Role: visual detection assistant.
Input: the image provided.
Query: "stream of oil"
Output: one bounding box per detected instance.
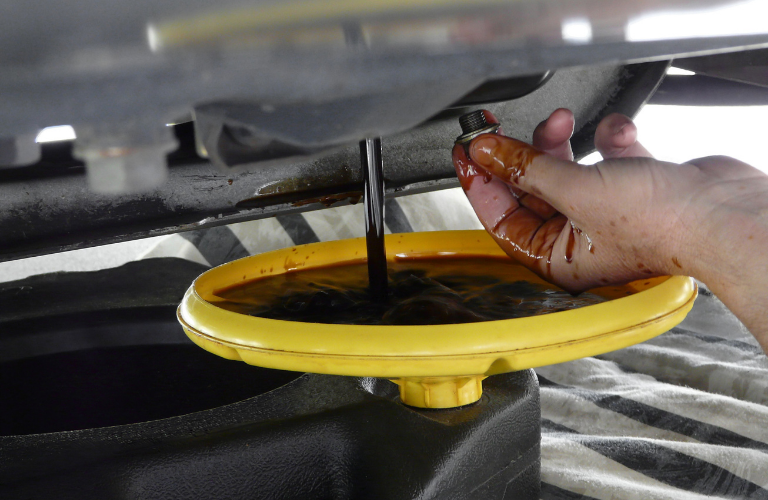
[215,257,605,325]
[360,138,388,302]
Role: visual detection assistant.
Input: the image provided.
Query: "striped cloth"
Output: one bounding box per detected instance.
[141,188,768,499]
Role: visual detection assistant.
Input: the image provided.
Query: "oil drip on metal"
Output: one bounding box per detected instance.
[215,257,604,325]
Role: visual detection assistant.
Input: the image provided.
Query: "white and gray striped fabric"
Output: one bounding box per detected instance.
[141,188,768,499]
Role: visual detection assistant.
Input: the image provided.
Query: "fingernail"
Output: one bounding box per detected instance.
[470,135,500,167]
[613,122,628,136]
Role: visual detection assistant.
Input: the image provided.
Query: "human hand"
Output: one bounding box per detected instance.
[452,108,768,350]
[452,108,768,290]
[452,108,670,292]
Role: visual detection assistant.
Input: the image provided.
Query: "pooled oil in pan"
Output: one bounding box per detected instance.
[215,257,604,325]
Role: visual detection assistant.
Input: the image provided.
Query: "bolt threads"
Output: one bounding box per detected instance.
[459,111,488,135]
[455,110,500,145]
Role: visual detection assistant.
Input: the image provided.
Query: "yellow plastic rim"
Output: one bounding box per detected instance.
[178,230,697,407]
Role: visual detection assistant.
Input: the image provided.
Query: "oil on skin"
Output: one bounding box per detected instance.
[453,110,598,289]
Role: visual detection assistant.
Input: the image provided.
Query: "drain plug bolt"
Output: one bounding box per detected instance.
[455,110,500,145]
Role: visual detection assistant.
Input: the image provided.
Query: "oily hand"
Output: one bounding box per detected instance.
[453,109,685,293]
[453,108,768,352]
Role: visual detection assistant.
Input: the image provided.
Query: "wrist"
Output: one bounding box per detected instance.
[672,207,768,351]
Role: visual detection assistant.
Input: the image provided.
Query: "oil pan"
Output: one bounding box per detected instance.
[179,230,697,408]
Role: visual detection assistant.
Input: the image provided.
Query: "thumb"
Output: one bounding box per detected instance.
[469,134,594,211]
